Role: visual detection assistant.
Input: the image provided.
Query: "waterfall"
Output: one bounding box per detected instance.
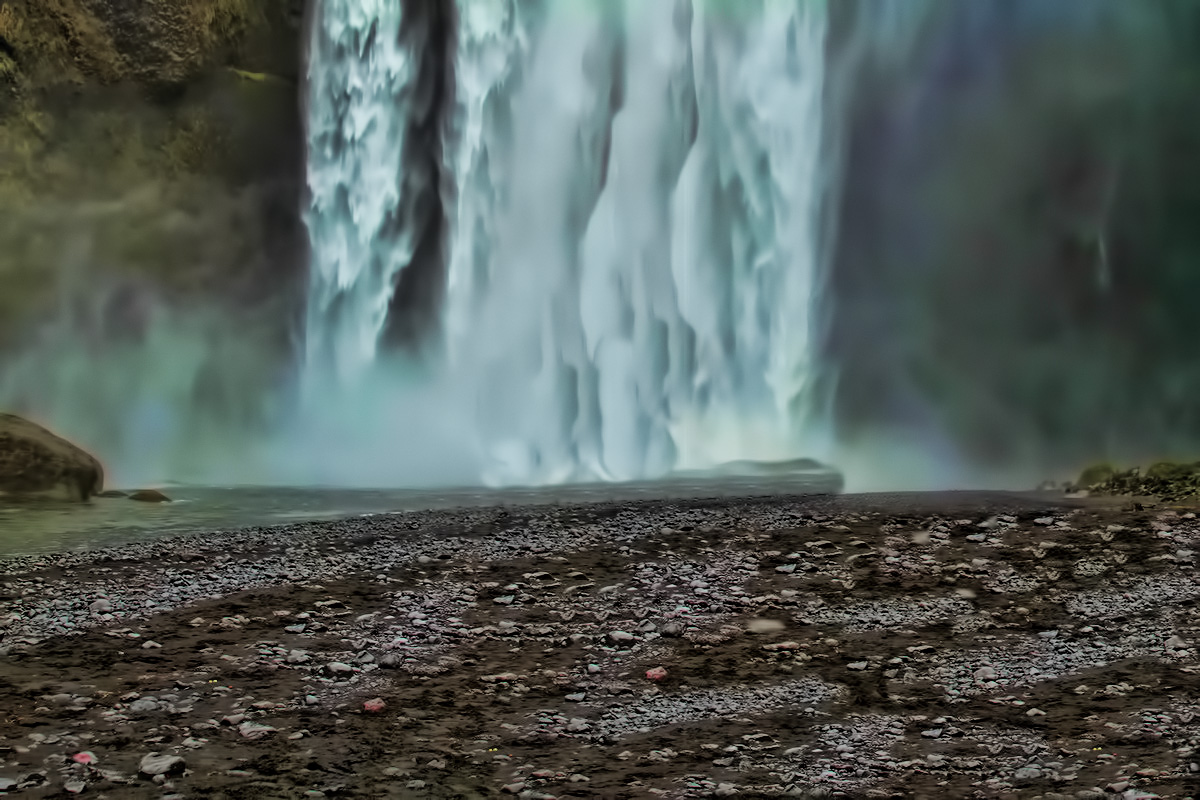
[304,0,420,385]
[301,0,833,487]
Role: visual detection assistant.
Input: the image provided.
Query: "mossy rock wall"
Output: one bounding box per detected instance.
[0,0,305,349]
[0,0,306,481]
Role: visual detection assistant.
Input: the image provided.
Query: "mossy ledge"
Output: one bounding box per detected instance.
[1073,460,1200,502]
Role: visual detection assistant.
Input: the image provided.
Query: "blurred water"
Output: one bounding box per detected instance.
[0,469,842,557]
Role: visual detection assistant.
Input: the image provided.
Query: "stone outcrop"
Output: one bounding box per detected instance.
[0,413,103,500]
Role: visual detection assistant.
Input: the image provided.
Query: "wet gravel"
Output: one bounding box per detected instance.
[1,491,1199,798]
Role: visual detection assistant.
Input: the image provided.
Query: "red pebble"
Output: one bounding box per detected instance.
[363,697,386,713]
[72,752,96,765]
[645,667,669,681]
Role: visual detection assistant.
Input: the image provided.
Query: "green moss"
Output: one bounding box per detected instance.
[1146,460,1197,480]
[0,5,26,48]
[193,0,264,49]
[1077,462,1116,487]
[161,112,226,176]
[227,67,288,85]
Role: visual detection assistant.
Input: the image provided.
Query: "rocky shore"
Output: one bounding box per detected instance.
[2,492,1199,798]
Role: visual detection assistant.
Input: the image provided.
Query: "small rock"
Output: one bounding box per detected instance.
[645,666,668,681]
[502,782,526,793]
[141,640,162,649]
[363,698,386,713]
[139,753,185,776]
[608,631,636,644]
[238,721,276,740]
[88,599,112,614]
[128,698,160,714]
[64,780,86,794]
[847,661,869,671]
[974,666,998,682]
[715,783,739,797]
[746,618,786,634]
[326,662,354,675]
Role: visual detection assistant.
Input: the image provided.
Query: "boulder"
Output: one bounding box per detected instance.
[0,413,104,501]
[128,489,171,503]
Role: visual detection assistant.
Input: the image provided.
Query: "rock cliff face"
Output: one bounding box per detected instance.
[0,0,306,348]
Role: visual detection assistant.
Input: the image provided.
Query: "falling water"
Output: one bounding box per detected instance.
[304,0,419,384]
[302,0,833,487]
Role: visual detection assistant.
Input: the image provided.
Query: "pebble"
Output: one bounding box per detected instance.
[139,753,185,776]
[238,721,277,739]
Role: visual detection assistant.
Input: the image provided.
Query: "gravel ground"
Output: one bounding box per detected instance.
[1,491,1199,799]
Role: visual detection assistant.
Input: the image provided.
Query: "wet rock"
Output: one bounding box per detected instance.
[128,697,161,714]
[128,489,171,503]
[238,721,276,739]
[139,753,185,776]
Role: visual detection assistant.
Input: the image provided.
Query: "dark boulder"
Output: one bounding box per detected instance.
[128,489,171,503]
[0,413,104,501]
